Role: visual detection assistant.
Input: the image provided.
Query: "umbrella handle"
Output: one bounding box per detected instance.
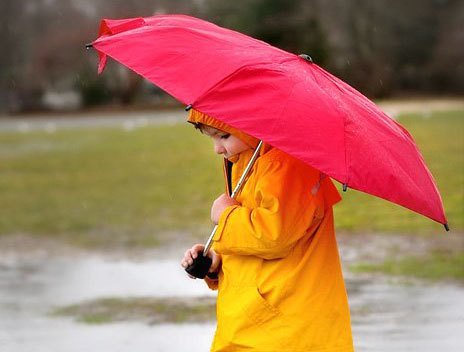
[185,254,218,279]
[185,225,219,279]
[185,141,263,279]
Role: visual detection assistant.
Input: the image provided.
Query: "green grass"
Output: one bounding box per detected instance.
[0,123,223,247]
[351,250,464,282]
[0,109,462,248]
[51,296,216,324]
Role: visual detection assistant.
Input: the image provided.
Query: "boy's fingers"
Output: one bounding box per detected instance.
[206,250,221,273]
[181,252,193,267]
[181,250,192,266]
[210,255,220,272]
[181,259,189,268]
[181,245,205,270]
[192,244,205,255]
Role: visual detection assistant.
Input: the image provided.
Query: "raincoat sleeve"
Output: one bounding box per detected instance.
[213,153,327,260]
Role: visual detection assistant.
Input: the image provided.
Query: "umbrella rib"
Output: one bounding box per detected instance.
[192,64,255,106]
[192,57,298,107]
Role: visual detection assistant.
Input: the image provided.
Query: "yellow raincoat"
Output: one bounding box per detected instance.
[189,110,354,352]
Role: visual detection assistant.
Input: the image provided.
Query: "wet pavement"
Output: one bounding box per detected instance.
[348,279,464,351]
[1,249,463,352]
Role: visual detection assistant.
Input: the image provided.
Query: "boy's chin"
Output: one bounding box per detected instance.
[226,154,240,162]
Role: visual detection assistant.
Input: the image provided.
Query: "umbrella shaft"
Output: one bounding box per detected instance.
[203,140,263,255]
[203,224,219,255]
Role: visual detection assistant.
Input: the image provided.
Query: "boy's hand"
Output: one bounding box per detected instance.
[181,244,221,279]
[211,193,239,224]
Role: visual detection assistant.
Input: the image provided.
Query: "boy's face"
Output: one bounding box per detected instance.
[201,126,251,159]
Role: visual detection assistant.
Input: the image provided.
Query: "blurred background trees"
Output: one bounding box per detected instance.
[1,0,462,113]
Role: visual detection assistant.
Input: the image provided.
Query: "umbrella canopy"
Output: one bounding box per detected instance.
[89,14,447,227]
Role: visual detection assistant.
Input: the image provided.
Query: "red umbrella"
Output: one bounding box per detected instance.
[88,14,448,228]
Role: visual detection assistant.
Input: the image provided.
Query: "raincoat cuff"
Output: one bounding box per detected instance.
[213,205,239,242]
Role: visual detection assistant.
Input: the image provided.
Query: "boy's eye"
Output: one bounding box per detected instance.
[220,134,230,140]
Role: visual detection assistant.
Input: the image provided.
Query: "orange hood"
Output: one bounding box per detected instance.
[187,109,259,148]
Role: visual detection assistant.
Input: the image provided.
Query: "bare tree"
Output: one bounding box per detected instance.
[1,0,461,112]
[0,1,31,112]
[428,0,464,93]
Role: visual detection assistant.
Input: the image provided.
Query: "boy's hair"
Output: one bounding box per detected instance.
[187,108,259,148]
[192,122,222,135]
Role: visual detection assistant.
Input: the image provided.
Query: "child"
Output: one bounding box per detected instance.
[181,109,354,352]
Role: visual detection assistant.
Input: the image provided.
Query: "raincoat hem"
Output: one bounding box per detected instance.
[210,344,354,352]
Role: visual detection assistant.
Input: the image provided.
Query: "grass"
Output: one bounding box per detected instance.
[0,109,462,249]
[0,123,223,247]
[51,296,216,324]
[351,250,464,282]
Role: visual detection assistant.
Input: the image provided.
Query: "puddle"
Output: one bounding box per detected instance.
[348,278,464,351]
[1,317,215,352]
[0,253,216,352]
[0,253,214,307]
[1,252,463,351]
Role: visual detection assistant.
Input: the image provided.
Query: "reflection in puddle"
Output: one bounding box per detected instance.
[1,254,463,352]
[349,278,464,351]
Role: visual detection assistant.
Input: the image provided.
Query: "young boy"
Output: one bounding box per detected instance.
[181,109,354,352]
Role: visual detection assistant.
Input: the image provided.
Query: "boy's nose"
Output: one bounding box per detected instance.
[214,142,225,155]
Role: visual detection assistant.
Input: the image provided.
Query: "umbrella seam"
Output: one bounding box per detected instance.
[313,65,354,186]
[193,66,247,105]
[192,57,298,107]
[343,107,349,188]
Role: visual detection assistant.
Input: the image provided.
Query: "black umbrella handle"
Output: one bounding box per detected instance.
[185,255,218,279]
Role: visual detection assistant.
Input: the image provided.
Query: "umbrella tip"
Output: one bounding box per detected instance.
[342,184,348,192]
[85,43,93,50]
[444,223,450,231]
[299,54,313,63]
[185,104,193,111]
